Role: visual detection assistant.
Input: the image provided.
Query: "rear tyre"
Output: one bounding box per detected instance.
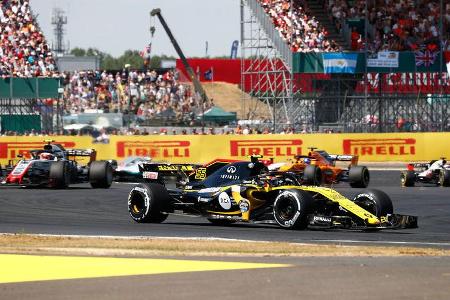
[439,169,450,187]
[401,170,416,187]
[303,165,322,185]
[49,161,70,188]
[352,189,393,218]
[128,183,169,223]
[89,161,113,188]
[349,166,370,188]
[273,189,314,230]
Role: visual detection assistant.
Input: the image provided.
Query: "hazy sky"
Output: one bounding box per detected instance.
[31,0,241,58]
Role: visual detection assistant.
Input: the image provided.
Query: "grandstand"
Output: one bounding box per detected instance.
[241,0,450,132]
[1,0,449,134]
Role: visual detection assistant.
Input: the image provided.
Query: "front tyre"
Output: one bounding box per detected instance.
[273,189,313,230]
[352,189,393,217]
[439,169,450,187]
[49,161,70,188]
[128,183,169,223]
[349,166,370,188]
[401,170,416,187]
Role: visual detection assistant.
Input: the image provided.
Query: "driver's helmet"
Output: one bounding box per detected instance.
[39,153,54,160]
[303,158,311,165]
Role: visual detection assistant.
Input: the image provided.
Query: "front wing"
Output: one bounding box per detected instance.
[307,213,418,230]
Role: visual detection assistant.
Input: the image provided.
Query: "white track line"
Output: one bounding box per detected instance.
[313,239,450,247]
[2,233,449,248]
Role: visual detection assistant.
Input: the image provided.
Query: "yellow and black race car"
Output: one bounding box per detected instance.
[127,157,417,230]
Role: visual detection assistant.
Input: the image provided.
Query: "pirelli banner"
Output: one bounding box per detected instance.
[0,133,449,164]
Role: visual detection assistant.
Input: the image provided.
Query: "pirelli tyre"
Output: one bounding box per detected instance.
[349,166,370,188]
[352,189,393,218]
[128,183,169,223]
[273,189,314,229]
[49,161,70,188]
[401,170,416,187]
[303,165,322,185]
[89,161,113,188]
[439,169,450,187]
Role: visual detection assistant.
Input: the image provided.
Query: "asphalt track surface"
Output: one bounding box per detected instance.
[0,171,449,248]
[1,170,450,300]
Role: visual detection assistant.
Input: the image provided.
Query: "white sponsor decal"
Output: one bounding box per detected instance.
[142,171,158,179]
[198,187,221,194]
[218,192,232,210]
[226,166,237,174]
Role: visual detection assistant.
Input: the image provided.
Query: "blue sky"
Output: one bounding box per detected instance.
[32,0,241,58]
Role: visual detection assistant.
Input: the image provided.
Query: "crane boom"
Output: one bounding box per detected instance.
[150,8,208,103]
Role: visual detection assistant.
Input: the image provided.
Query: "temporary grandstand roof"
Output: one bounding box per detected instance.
[201,106,237,123]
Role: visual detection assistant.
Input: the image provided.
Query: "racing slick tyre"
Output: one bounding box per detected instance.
[89,161,113,188]
[352,189,393,218]
[401,170,416,187]
[439,169,450,187]
[49,161,70,188]
[128,183,169,223]
[273,189,314,230]
[303,165,322,185]
[349,166,370,188]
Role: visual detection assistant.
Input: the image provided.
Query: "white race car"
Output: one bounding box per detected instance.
[401,158,450,187]
[113,156,153,182]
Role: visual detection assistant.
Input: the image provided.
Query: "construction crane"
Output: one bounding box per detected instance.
[150,8,209,104]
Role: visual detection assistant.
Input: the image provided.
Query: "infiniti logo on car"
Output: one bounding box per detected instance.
[226,166,237,173]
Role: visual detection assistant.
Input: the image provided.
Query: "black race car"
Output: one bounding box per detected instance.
[127,157,417,230]
[401,159,450,187]
[1,140,113,188]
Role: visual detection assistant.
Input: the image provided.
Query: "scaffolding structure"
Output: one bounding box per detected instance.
[240,0,450,132]
[51,8,68,55]
[241,0,311,130]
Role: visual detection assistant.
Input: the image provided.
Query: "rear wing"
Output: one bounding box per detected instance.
[328,154,359,165]
[65,149,97,162]
[139,163,199,183]
[139,159,236,183]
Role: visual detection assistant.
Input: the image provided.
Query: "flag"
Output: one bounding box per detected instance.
[414,50,438,67]
[140,43,152,58]
[322,53,358,73]
[204,68,213,81]
[230,40,239,59]
[445,51,450,77]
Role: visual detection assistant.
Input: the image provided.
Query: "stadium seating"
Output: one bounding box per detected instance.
[257,0,341,52]
[257,0,449,52]
[0,0,56,77]
[62,69,209,124]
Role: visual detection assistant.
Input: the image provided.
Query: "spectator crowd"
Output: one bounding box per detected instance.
[61,69,211,125]
[325,0,450,52]
[0,0,56,77]
[1,0,449,137]
[257,0,449,52]
[258,0,341,52]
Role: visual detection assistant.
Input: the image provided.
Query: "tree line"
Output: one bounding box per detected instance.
[69,48,233,70]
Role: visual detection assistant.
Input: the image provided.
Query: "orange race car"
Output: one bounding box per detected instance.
[268,147,370,188]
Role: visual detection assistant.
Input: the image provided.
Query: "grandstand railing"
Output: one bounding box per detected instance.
[245,0,293,71]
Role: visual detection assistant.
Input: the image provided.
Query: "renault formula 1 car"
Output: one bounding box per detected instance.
[268,147,370,188]
[127,157,417,230]
[1,141,113,188]
[401,158,450,187]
